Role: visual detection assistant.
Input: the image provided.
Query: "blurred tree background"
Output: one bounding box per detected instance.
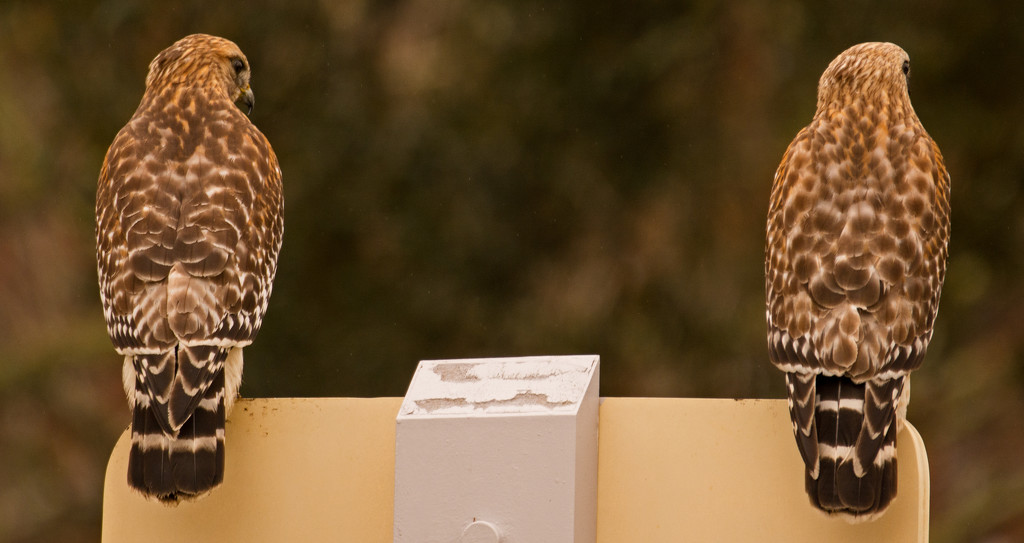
[0,0,1021,541]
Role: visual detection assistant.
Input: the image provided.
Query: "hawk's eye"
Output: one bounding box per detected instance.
[231,58,245,75]
[902,60,910,76]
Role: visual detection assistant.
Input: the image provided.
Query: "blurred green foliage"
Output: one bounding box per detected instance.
[0,1,1021,541]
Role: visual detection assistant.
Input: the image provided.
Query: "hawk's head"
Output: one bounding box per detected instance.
[816,42,912,116]
[145,33,255,114]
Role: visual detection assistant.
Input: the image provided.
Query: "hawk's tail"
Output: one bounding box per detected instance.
[127,369,226,502]
[789,373,903,521]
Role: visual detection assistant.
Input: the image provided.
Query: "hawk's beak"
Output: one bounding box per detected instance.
[239,87,255,115]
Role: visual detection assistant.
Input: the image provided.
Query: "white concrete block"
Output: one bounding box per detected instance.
[394,355,600,543]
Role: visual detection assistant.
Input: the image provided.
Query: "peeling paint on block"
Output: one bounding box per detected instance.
[394,355,601,542]
[399,355,598,416]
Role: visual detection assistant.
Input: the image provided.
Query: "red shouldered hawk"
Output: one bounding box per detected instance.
[96,34,283,502]
[766,42,950,520]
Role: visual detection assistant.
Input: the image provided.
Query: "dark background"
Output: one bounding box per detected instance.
[1,1,1022,541]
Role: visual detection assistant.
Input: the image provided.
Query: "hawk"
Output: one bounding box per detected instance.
[96,34,283,501]
[765,42,950,520]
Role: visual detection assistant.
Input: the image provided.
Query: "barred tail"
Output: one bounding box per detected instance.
[788,373,903,521]
[128,369,226,502]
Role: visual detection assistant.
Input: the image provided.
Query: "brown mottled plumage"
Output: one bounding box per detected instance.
[766,42,949,520]
[96,34,283,502]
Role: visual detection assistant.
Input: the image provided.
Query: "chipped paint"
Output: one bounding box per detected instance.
[399,355,598,416]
